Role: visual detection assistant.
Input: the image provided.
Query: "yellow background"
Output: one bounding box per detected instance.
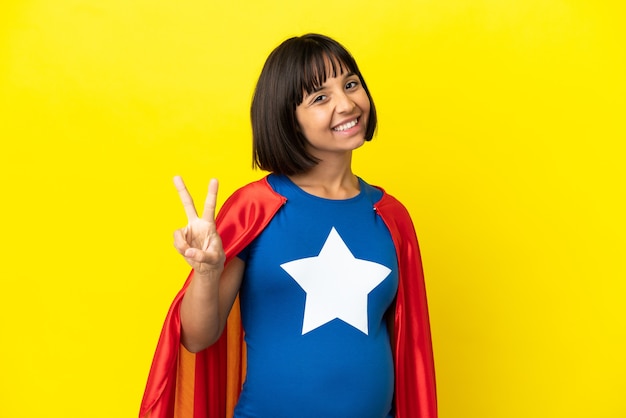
[1,1,624,417]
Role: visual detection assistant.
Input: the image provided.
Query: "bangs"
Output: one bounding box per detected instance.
[295,48,358,104]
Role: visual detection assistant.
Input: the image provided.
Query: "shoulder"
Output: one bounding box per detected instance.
[357,177,411,219]
[363,181,410,215]
[219,176,284,211]
[216,176,286,226]
[215,176,287,259]
[372,186,416,230]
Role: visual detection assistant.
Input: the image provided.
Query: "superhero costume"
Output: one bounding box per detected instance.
[140,176,437,418]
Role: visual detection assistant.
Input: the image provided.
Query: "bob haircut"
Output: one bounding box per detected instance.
[251,33,377,175]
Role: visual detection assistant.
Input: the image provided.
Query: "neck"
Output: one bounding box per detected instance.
[288,154,359,200]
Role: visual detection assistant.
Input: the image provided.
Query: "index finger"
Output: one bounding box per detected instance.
[201,178,219,221]
[173,175,199,221]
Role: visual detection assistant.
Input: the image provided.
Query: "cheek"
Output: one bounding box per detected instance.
[298,111,327,134]
[359,93,371,114]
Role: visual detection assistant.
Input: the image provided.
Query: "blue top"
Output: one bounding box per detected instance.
[233,174,398,418]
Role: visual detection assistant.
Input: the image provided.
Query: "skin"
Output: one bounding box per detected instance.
[175,177,244,352]
[177,70,372,352]
[291,70,371,199]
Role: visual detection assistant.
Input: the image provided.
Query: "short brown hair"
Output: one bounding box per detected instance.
[251,34,377,175]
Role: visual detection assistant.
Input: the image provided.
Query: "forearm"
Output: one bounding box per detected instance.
[179,257,245,353]
[180,269,223,352]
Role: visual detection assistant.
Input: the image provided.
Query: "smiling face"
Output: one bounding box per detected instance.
[295,68,371,161]
[251,34,377,175]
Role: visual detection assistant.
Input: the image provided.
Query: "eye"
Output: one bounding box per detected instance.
[345,80,359,90]
[313,94,327,103]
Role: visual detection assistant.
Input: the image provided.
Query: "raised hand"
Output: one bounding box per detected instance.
[172,176,226,276]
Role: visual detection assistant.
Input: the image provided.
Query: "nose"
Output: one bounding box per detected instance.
[335,91,356,113]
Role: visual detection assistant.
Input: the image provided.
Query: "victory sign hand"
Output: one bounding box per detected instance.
[173,176,226,276]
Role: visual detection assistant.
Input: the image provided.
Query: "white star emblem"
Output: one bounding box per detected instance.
[280,227,391,335]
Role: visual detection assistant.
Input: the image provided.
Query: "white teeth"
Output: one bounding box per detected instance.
[333,119,357,132]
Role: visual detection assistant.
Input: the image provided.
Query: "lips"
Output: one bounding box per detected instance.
[332,118,358,132]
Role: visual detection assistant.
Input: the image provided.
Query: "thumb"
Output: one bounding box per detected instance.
[184,247,224,265]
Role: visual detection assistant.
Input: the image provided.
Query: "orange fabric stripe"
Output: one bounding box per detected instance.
[241,341,247,391]
[225,297,246,418]
[174,345,196,418]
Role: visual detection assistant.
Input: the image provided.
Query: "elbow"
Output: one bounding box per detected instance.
[181,328,222,353]
[182,341,208,354]
[181,338,213,354]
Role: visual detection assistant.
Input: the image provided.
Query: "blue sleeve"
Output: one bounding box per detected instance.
[237,244,250,262]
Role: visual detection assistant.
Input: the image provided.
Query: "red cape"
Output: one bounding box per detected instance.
[140,177,437,418]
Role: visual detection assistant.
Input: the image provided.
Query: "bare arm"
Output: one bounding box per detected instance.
[173,176,244,353]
